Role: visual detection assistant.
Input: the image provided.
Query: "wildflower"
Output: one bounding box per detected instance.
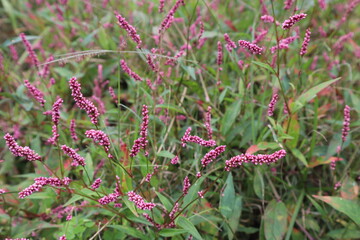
[171,156,179,164]
[115,12,142,48]
[85,130,112,156]
[0,189,7,194]
[38,55,54,78]
[201,145,226,167]
[69,77,100,125]
[143,213,162,229]
[217,41,223,69]
[196,172,202,178]
[9,45,19,62]
[267,93,279,116]
[283,0,294,10]
[334,182,341,190]
[224,33,237,52]
[282,13,307,29]
[159,0,165,13]
[159,0,185,33]
[4,133,41,161]
[198,190,205,198]
[91,178,102,189]
[70,119,78,141]
[120,59,142,81]
[260,15,274,23]
[24,80,46,106]
[19,33,39,67]
[333,32,354,55]
[318,0,326,9]
[238,40,263,55]
[204,106,213,139]
[18,177,70,198]
[108,87,118,104]
[127,191,156,210]
[114,203,123,208]
[130,105,149,157]
[61,145,86,167]
[48,97,63,145]
[48,125,60,145]
[342,105,351,142]
[66,215,72,221]
[300,28,311,56]
[98,193,119,205]
[183,176,190,195]
[270,36,298,53]
[253,29,268,44]
[181,127,216,147]
[225,149,286,171]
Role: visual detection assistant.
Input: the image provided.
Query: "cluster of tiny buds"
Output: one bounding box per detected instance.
[58,235,67,240]
[270,36,299,53]
[196,172,202,178]
[225,149,287,171]
[69,77,100,125]
[98,193,119,205]
[238,40,263,55]
[127,191,156,210]
[91,178,102,189]
[334,181,342,190]
[260,15,274,23]
[183,176,191,195]
[159,0,185,33]
[4,133,41,161]
[198,190,205,198]
[342,105,351,142]
[19,33,39,67]
[61,145,86,167]
[268,93,279,117]
[130,105,150,157]
[18,177,71,198]
[181,127,216,147]
[115,12,142,48]
[24,80,46,106]
[224,33,237,52]
[204,106,213,140]
[171,156,179,164]
[201,145,227,167]
[300,28,311,56]
[283,0,294,10]
[120,59,142,81]
[282,13,307,29]
[70,119,78,141]
[85,130,112,157]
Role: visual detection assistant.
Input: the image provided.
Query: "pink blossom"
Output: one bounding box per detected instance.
[4,133,41,161]
[9,45,19,62]
[61,145,86,167]
[20,33,39,67]
[282,13,307,29]
[159,0,165,13]
[181,127,216,147]
[19,177,71,198]
[224,34,237,52]
[318,0,326,9]
[283,0,294,10]
[114,203,123,208]
[98,193,119,205]
[91,178,102,189]
[85,130,112,156]
[0,189,7,194]
[260,15,274,23]
[66,215,72,221]
[300,28,311,56]
[38,55,54,78]
[217,41,223,68]
[115,12,142,48]
[159,0,185,33]
[47,125,60,145]
[24,80,46,106]
[341,105,351,142]
[225,149,287,171]
[333,32,354,55]
[334,181,341,190]
[196,172,202,178]
[204,106,213,139]
[69,77,100,125]
[268,93,279,116]
[120,59,142,81]
[171,156,179,164]
[130,105,149,157]
[127,191,156,210]
[198,190,205,198]
[70,119,78,141]
[201,145,226,167]
[253,29,268,44]
[183,176,190,195]
[238,40,263,55]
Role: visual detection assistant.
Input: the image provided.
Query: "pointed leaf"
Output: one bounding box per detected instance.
[176,216,203,240]
[264,200,288,240]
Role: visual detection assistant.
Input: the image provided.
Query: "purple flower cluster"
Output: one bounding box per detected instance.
[91,178,102,189]
[120,59,142,81]
[127,191,156,210]
[282,13,307,29]
[171,156,179,164]
[20,33,39,67]
[61,145,86,167]
[342,105,351,142]
[283,0,294,10]
[9,45,19,62]
[238,40,263,55]
[300,28,311,56]
[24,80,46,107]
[130,105,149,157]
[38,55,54,78]
[204,106,213,140]
[0,189,7,194]
[183,176,190,195]
[159,0,185,33]
[4,133,41,161]
[333,32,354,55]
[69,77,100,125]
[225,149,287,171]
[260,15,274,23]
[267,93,279,116]
[115,13,142,48]
[58,235,66,240]
[159,0,165,13]
[70,119,78,141]
[98,193,119,205]
[181,127,216,147]
[48,97,63,145]
[19,177,71,198]
[198,190,205,198]
[201,145,226,167]
[85,130,112,156]
[224,33,237,52]
[217,41,223,67]
[270,36,299,53]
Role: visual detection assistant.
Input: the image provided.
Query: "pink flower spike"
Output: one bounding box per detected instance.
[260,15,274,23]
[59,235,67,240]
[300,28,311,56]
[115,12,142,48]
[61,145,86,167]
[159,0,185,33]
[217,41,223,67]
[201,145,226,167]
[4,133,41,161]
[9,45,19,62]
[130,105,149,157]
[127,191,156,210]
[224,33,237,52]
[19,33,39,67]
[267,93,279,116]
[70,119,78,141]
[283,0,294,10]
[98,193,119,205]
[341,105,351,142]
[198,190,205,198]
[120,59,142,81]
[238,40,263,55]
[196,172,202,178]
[183,176,190,195]
[159,0,165,13]
[171,156,179,164]
[85,130,112,154]
[181,127,216,147]
[204,106,213,140]
[91,178,102,189]
[24,80,46,106]
[282,13,307,29]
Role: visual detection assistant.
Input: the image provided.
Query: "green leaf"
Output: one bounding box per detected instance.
[293,78,340,112]
[221,99,241,135]
[220,173,235,218]
[159,228,188,237]
[227,195,243,240]
[327,228,360,239]
[313,195,360,225]
[264,200,288,240]
[253,169,265,199]
[155,104,185,114]
[123,198,139,217]
[155,191,173,211]
[156,151,175,159]
[176,216,203,240]
[108,225,147,239]
[290,148,308,167]
[252,61,276,74]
